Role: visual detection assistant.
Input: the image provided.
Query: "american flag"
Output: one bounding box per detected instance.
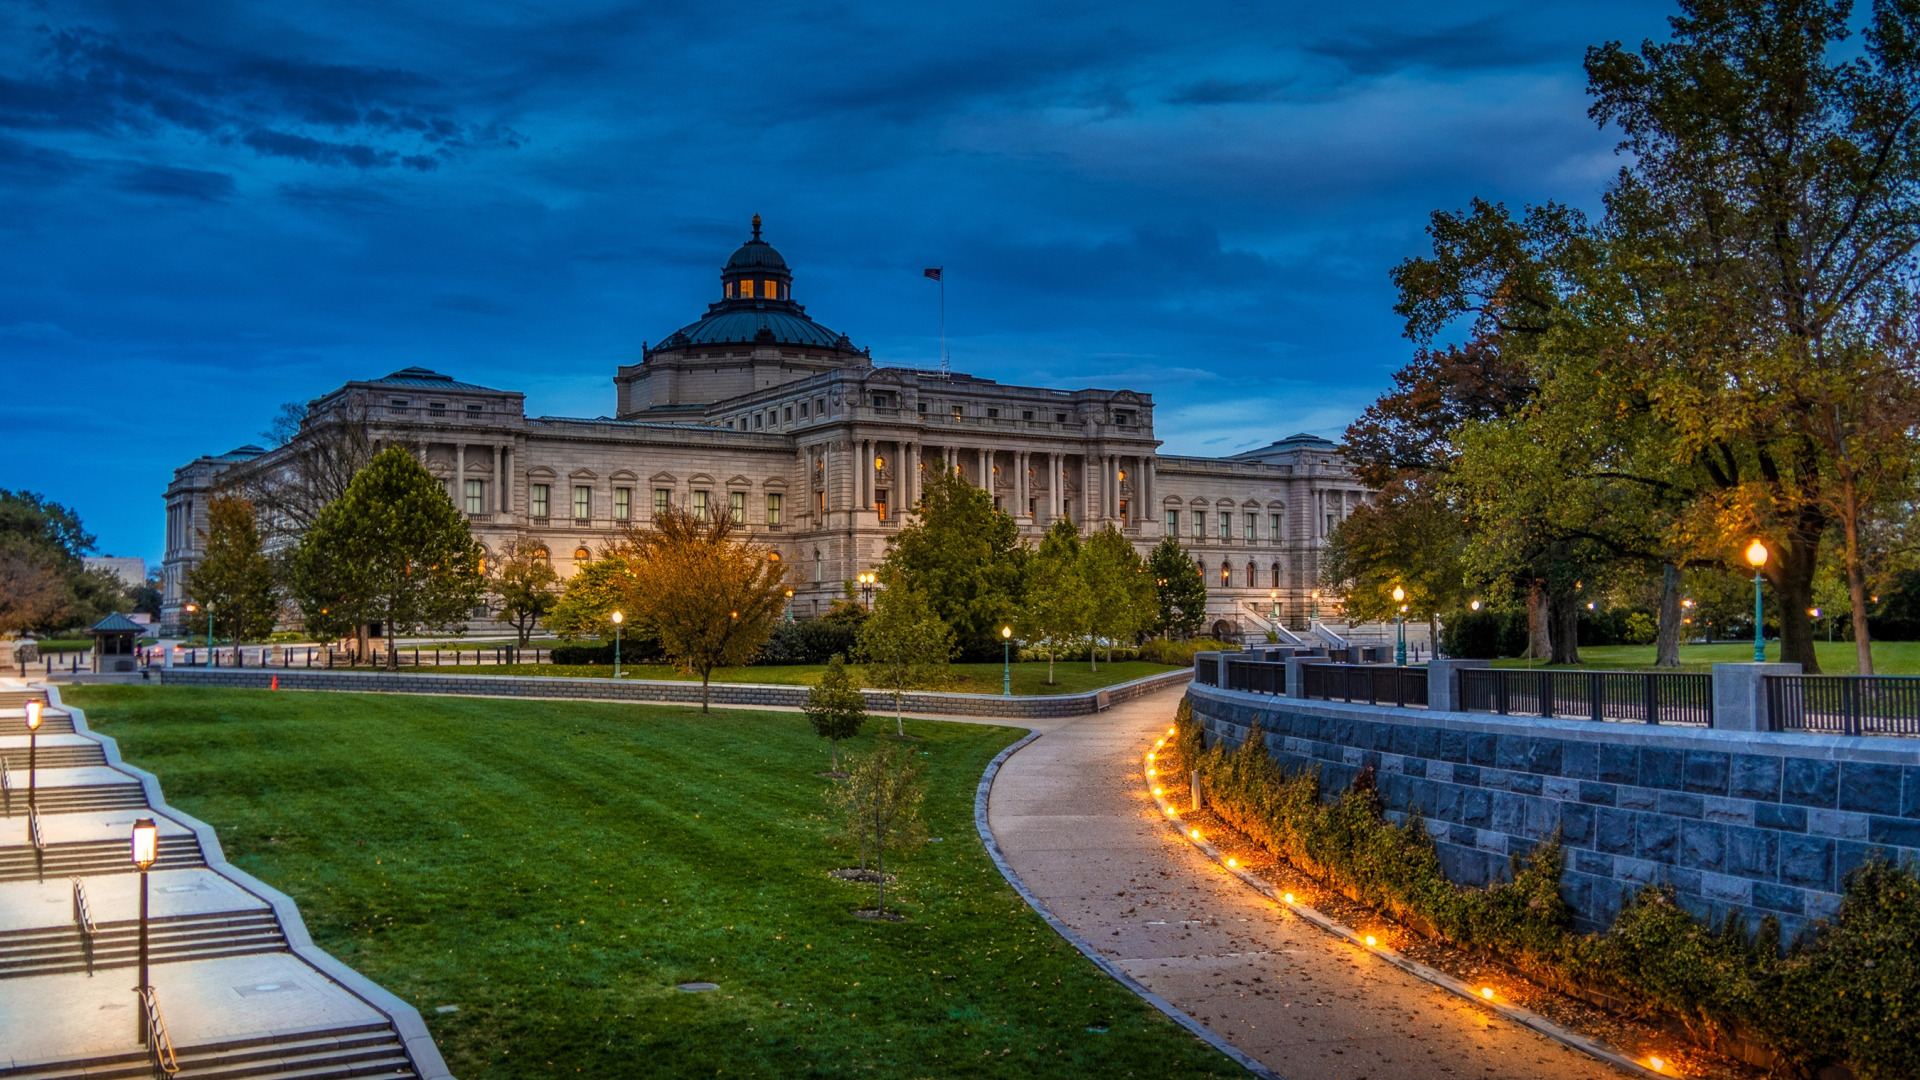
[924,267,942,281]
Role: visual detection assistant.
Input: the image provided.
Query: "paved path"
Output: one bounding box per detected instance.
[986,686,1622,1080]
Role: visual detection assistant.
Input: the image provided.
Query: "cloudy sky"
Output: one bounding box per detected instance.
[0,0,1675,562]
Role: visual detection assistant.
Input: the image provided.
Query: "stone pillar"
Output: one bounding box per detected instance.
[503,447,513,513]
[1285,654,1315,699]
[455,444,465,508]
[1017,451,1029,518]
[862,439,873,510]
[493,445,503,512]
[1712,662,1802,731]
[1083,455,1093,525]
[1426,658,1490,713]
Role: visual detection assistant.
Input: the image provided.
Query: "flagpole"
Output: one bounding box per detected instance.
[939,274,947,377]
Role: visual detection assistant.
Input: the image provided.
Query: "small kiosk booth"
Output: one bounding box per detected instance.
[88,613,144,673]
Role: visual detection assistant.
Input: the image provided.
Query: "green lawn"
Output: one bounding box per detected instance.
[378,659,1180,696]
[64,687,1240,1080]
[1490,640,1920,674]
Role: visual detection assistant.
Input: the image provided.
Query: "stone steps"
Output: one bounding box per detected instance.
[0,745,106,771]
[0,836,203,883]
[0,691,48,711]
[0,1022,417,1080]
[0,784,149,816]
[0,911,285,979]
[0,713,75,736]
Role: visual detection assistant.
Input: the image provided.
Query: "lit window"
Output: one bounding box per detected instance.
[575,547,590,560]
[815,490,826,514]
[530,484,550,518]
[767,493,783,525]
[1220,563,1231,587]
[573,485,592,520]
[952,405,963,418]
[764,279,778,298]
[1167,509,1179,533]
[741,279,756,298]
[464,480,484,515]
[692,490,710,520]
[654,488,671,516]
[876,491,889,520]
[730,491,745,524]
[1220,513,1232,539]
[614,487,631,521]
[1119,499,1128,519]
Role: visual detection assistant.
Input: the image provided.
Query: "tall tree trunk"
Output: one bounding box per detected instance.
[1526,582,1551,662]
[1428,614,1439,659]
[701,667,712,712]
[1655,562,1682,668]
[1550,593,1581,666]
[356,623,370,666]
[1773,541,1821,673]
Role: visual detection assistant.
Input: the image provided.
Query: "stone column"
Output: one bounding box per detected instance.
[1016,450,1028,518]
[503,446,513,513]
[493,445,503,513]
[862,439,873,510]
[455,443,465,509]
[980,447,991,495]
[1426,658,1490,713]
[1712,663,1802,731]
[1083,455,1094,524]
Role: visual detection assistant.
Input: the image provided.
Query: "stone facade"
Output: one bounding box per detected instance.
[1187,682,1920,940]
[162,220,1370,636]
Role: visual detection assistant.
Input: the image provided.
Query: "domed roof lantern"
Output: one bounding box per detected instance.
[722,214,792,301]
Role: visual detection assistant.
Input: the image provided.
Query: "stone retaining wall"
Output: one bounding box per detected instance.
[155,666,1192,719]
[1187,683,1920,939]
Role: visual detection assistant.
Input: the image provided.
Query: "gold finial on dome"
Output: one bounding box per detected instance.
[751,213,762,241]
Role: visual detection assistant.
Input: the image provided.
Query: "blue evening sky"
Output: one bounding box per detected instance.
[0,0,1674,563]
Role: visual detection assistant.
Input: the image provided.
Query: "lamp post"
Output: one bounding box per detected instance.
[784,589,795,622]
[24,701,40,811]
[610,611,623,679]
[1470,599,1482,612]
[1391,586,1407,666]
[1310,590,1320,621]
[1746,539,1769,662]
[1268,589,1279,619]
[858,572,876,611]
[130,817,158,1043]
[1001,626,1013,696]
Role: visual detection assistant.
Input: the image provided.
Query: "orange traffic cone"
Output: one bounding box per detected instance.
[271,675,279,691]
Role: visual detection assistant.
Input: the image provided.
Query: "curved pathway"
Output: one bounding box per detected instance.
[986,685,1622,1080]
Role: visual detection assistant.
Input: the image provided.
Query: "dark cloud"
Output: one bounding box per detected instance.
[114,162,235,199]
[1308,15,1557,75]
[1165,78,1295,106]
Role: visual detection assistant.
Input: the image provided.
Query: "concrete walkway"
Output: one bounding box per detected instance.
[986,685,1623,1080]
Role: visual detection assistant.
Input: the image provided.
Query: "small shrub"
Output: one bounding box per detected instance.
[550,637,662,665]
[1137,638,1230,666]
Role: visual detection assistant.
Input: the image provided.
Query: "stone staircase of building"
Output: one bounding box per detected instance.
[0,909,285,979]
[0,681,449,1080]
[0,1022,417,1080]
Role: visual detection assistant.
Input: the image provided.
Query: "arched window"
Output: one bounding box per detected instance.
[1246,562,1256,588]
[574,547,591,561]
[814,549,824,582]
[1271,562,1281,588]
[532,547,550,563]
[1219,562,1230,587]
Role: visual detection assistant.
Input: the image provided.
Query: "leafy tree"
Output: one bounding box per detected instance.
[1146,536,1207,639]
[0,489,119,633]
[228,401,380,549]
[491,538,562,646]
[1019,520,1091,684]
[544,550,630,641]
[0,547,66,637]
[1082,525,1155,666]
[288,447,484,668]
[827,739,927,915]
[1319,476,1467,654]
[804,654,867,773]
[185,495,279,643]
[879,462,1025,660]
[615,504,785,711]
[854,574,953,734]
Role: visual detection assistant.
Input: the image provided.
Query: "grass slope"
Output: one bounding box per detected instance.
[388,659,1178,696]
[1491,641,1920,674]
[66,687,1241,1080]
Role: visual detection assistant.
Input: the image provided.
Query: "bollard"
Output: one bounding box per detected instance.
[1190,770,1203,813]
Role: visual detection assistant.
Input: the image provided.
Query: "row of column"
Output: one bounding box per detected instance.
[388,440,513,515]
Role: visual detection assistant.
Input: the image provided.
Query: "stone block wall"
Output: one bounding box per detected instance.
[1187,683,1920,939]
[154,667,1192,720]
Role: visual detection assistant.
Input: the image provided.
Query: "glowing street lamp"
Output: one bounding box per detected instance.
[184,603,213,665]
[858,572,877,611]
[610,611,624,679]
[1001,626,1014,696]
[24,701,41,810]
[130,816,158,1043]
[1268,589,1279,619]
[1310,590,1320,621]
[1391,585,1407,666]
[1746,540,1769,662]
[784,588,795,623]
[1470,599,1482,612]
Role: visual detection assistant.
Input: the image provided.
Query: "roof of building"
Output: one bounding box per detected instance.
[725,215,789,273]
[89,612,146,634]
[654,217,860,355]
[364,366,505,393]
[1228,432,1339,460]
[216,445,266,461]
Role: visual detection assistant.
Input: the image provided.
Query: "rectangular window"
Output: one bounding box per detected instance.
[1119,499,1128,521]
[1245,515,1256,540]
[764,279,778,298]
[815,398,825,415]
[875,491,889,520]
[1115,411,1134,425]
[654,488,671,516]
[692,490,709,521]
[741,279,756,298]
[1022,410,1034,420]
[987,407,999,418]
[1220,513,1232,539]
[464,480,484,515]
[874,394,887,409]
[429,402,446,414]
[1193,511,1204,537]
[917,401,928,414]
[466,403,482,414]
[573,485,592,520]
[799,402,809,418]
[951,405,963,418]
[1271,513,1282,540]
[1326,513,1337,535]
[766,493,783,525]
[531,484,550,518]
[784,406,793,422]
[730,491,745,524]
[1166,509,1179,533]
[390,398,409,407]
[754,413,764,429]
[816,490,826,515]
[1056,412,1068,423]
[614,487,632,521]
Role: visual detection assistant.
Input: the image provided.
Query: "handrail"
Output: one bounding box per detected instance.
[71,876,96,938]
[27,804,44,851]
[1,757,10,816]
[139,987,181,1076]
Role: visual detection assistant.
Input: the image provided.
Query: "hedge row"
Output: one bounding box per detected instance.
[1167,699,1920,1079]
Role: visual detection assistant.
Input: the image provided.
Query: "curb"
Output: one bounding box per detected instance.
[973,730,1283,1080]
[1141,739,1671,1080]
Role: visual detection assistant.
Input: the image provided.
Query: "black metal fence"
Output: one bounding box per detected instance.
[1765,676,1920,736]
[1191,655,1218,686]
[1224,659,1286,696]
[1300,663,1429,708]
[1458,668,1712,726]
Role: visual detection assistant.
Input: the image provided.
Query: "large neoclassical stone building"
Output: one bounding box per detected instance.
[162,220,1370,638]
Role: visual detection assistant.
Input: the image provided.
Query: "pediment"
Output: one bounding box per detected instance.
[726,474,753,488]
[568,468,598,480]
[649,471,677,484]
[761,477,788,489]
[689,473,716,486]
[527,466,557,478]
[610,469,638,482]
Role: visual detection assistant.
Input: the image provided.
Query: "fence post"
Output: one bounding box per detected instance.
[1845,678,1860,737]
[1710,662,1801,731]
[1285,655,1310,698]
[1426,659,1488,713]
[1644,674,1659,725]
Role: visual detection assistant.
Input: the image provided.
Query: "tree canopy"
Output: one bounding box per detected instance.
[878,462,1025,660]
[185,495,279,643]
